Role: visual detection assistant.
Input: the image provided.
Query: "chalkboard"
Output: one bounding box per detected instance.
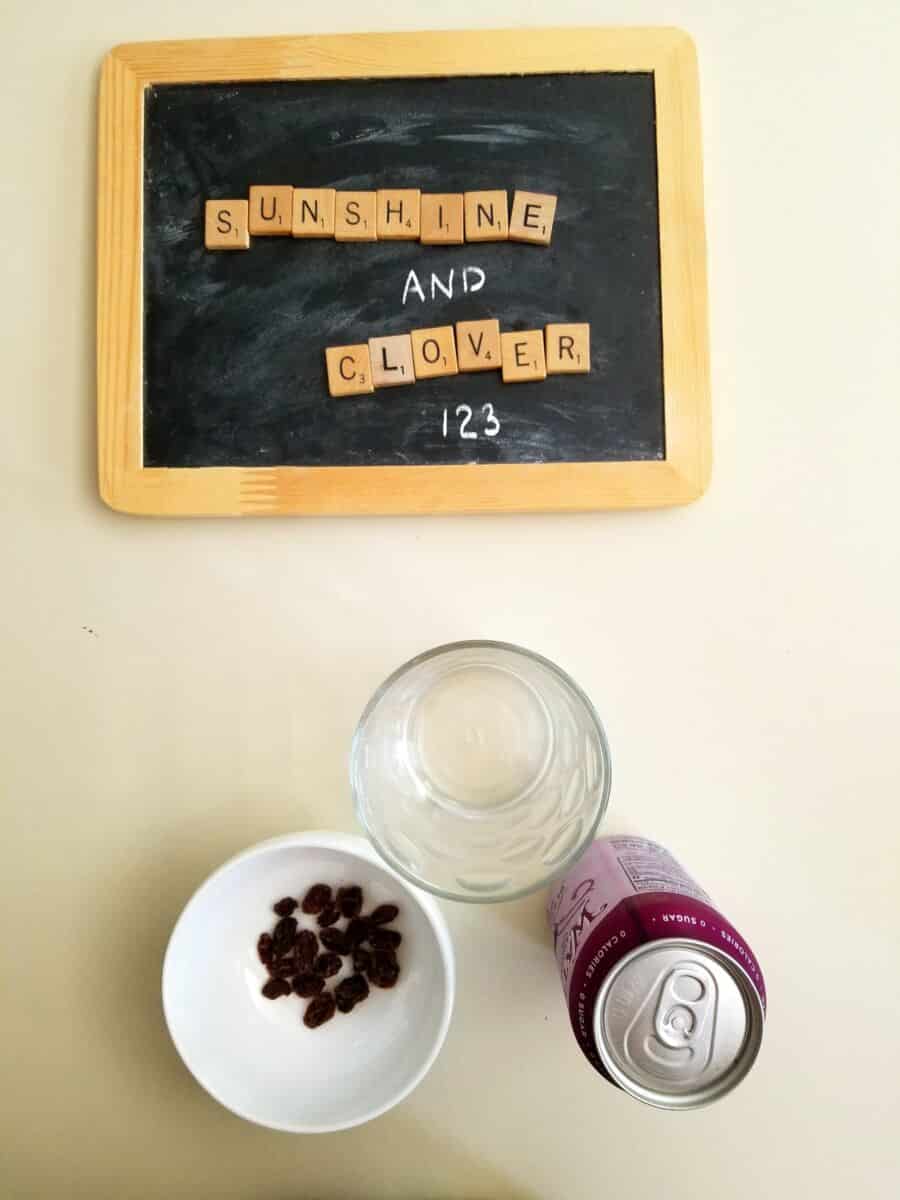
[98,29,709,514]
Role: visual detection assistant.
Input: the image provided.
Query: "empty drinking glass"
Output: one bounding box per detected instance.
[351,641,611,903]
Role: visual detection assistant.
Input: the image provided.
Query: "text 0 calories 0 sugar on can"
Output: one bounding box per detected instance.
[548,836,766,1109]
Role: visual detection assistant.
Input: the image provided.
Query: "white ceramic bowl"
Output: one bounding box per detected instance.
[162,831,455,1133]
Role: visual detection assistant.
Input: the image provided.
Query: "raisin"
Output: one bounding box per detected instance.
[335,974,369,1013]
[273,896,298,917]
[336,885,364,919]
[343,973,370,1002]
[292,973,325,998]
[352,946,372,975]
[369,949,400,989]
[345,917,371,947]
[314,952,342,978]
[261,977,291,999]
[267,956,296,978]
[319,928,350,956]
[317,905,341,928]
[335,990,357,1014]
[369,904,400,926]
[295,929,318,970]
[301,884,332,915]
[257,933,274,965]
[304,992,337,1029]
[369,928,402,950]
[272,915,298,953]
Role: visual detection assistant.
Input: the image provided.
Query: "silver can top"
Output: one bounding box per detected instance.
[594,939,764,1109]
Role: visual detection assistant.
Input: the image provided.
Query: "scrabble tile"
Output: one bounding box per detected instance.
[376,189,421,240]
[500,330,547,383]
[204,200,250,250]
[369,334,416,388]
[292,188,336,238]
[420,194,464,245]
[334,192,377,241]
[455,318,501,372]
[464,191,509,242]
[509,190,558,246]
[325,344,375,397]
[248,186,293,236]
[545,323,590,373]
[410,326,459,379]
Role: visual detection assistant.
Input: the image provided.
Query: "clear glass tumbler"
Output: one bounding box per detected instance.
[351,641,611,903]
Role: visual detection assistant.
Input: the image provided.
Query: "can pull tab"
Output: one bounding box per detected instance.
[625,962,718,1077]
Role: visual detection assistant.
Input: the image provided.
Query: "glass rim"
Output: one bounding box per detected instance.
[350,639,612,904]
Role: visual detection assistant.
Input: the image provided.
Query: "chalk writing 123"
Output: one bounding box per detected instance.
[442,404,500,440]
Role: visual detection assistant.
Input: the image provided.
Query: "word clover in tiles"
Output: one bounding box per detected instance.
[326,324,590,397]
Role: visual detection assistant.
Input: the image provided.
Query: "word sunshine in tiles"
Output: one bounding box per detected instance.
[325,321,590,397]
[204,189,557,249]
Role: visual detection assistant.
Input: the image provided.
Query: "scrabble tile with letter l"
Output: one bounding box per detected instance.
[369,334,416,387]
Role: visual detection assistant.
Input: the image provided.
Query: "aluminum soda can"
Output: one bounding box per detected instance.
[548,835,765,1109]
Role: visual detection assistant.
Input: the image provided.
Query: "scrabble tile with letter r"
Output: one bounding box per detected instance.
[369,334,416,387]
[464,191,509,241]
[204,200,250,249]
[325,344,374,397]
[248,185,293,235]
[545,323,590,373]
[509,191,557,245]
[456,319,501,371]
[500,330,547,383]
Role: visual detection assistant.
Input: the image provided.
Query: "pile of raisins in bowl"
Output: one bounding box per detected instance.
[256,883,402,1029]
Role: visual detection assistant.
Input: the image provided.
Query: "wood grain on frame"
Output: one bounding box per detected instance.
[97,27,710,515]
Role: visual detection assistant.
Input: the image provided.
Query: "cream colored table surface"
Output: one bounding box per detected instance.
[2,3,899,1197]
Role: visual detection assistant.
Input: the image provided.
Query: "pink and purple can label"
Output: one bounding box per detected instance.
[548,836,766,1105]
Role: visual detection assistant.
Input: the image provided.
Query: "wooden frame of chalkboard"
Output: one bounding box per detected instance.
[97,28,709,515]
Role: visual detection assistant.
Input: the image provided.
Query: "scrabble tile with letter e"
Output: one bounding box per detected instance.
[464,191,509,241]
[456,319,501,371]
[248,185,293,236]
[369,334,416,388]
[500,330,547,383]
[420,194,464,245]
[325,344,374,397]
[204,200,250,250]
[509,191,557,245]
[293,188,336,238]
[376,189,421,240]
[334,192,377,241]
[546,323,590,373]
[411,326,459,379]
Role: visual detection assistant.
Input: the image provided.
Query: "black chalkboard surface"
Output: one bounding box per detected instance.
[144,75,662,469]
[98,30,708,514]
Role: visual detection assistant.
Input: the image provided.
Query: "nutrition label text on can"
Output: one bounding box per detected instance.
[612,837,711,902]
